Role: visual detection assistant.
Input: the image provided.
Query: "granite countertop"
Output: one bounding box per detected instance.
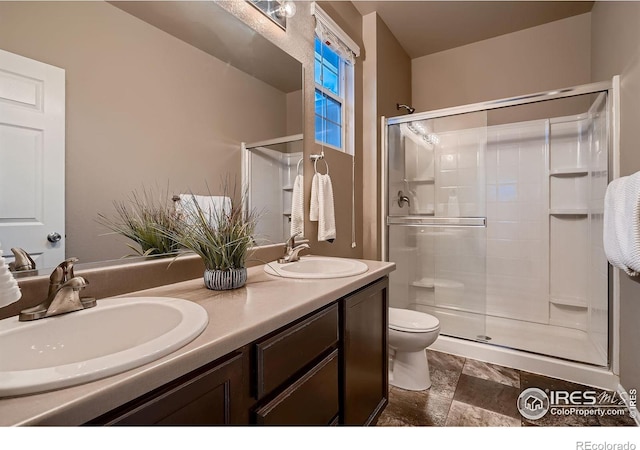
[0,259,395,426]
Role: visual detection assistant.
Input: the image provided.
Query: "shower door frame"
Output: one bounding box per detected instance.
[381,77,620,371]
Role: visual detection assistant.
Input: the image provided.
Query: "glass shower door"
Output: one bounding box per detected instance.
[386,112,488,342]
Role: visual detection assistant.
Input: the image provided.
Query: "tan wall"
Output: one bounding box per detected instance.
[362,12,412,260]
[311,2,364,258]
[0,1,289,263]
[591,1,640,391]
[286,90,303,135]
[412,13,592,111]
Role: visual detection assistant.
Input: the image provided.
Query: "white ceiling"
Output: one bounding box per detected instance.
[351,1,594,59]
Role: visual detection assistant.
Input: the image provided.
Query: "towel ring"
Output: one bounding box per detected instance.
[296,158,303,176]
[314,157,329,175]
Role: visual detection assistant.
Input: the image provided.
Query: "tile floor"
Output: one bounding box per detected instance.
[376,350,637,427]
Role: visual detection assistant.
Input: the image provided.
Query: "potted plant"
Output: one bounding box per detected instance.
[169,188,259,290]
[97,186,181,257]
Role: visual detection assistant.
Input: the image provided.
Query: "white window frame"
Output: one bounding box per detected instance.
[312,3,359,156]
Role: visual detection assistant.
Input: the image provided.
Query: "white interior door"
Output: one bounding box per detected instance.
[0,48,65,268]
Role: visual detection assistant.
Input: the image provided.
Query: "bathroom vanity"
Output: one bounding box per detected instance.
[0,259,394,426]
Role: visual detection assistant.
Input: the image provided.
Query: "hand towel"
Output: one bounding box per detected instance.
[0,242,21,308]
[310,173,320,222]
[290,174,304,237]
[310,173,336,242]
[603,172,640,276]
[177,194,232,229]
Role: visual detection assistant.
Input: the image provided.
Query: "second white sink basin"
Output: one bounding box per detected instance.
[264,256,368,279]
[0,296,208,397]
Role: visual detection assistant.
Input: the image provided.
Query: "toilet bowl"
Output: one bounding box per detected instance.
[388,307,440,391]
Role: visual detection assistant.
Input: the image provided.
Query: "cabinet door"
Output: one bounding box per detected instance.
[89,353,245,426]
[341,277,389,425]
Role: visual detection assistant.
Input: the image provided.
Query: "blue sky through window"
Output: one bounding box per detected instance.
[315,36,342,149]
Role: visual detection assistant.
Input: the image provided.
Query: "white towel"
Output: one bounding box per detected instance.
[603,172,640,276]
[0,242,21,308]
[310,173,336,242]
[290,174,304,237]
[177,194,231,229]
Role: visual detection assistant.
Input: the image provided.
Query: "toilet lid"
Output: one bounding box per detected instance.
[389,307,440,333]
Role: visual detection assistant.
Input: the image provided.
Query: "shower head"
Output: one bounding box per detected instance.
[397,103,415,114]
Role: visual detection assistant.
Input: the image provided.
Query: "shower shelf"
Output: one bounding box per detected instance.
[405,178,435,184]
[550,297,588,308]
[411,280,435,289]
[410,278,464,290]
[549,168,588,176]
[549,209,588,216]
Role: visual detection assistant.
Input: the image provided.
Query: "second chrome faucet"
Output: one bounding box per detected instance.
[278,232,310,264]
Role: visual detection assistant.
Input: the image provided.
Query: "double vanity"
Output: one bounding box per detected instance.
[0,257,394,426]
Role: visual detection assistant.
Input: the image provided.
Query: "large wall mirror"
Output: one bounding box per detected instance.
[0,1,303,270]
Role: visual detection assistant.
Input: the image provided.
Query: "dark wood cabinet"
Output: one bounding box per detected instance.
[341,277,389,425]
[86,277,389,427]
[88,352,245,426]
[254,350,339,425]
[255,304,338,400]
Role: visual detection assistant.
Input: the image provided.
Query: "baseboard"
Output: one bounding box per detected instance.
[431,335,619,390]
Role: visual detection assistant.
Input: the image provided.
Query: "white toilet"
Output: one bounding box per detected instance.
[388,307,441,391]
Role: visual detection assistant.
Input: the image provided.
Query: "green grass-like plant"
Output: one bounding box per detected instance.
[170,188,258,271]
[97,186,181,257]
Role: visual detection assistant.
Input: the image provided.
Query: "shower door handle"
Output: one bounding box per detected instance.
[386,216,486,227]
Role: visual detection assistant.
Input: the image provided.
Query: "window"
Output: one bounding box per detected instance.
[314,37,344,149]
[312,3,359,154]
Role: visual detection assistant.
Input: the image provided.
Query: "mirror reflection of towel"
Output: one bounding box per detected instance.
[310,173,336,242]
[176,194,231,229]
[290,175,304,237]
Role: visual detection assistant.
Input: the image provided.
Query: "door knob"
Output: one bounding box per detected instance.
[47,232,62,243]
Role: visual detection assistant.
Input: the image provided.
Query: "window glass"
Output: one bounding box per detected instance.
[314,36,344,150]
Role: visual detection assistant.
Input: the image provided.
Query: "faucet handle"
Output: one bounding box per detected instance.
[48,257,80,297]
[59,257,79,280]
[286,231,302,249]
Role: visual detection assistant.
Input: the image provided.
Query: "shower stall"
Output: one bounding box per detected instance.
[382,80,617,373]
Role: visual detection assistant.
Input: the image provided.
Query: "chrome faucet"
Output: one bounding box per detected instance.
[19,258,96,321]
[278,232,310,264]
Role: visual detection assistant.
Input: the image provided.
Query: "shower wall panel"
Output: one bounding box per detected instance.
[485,121,549,323]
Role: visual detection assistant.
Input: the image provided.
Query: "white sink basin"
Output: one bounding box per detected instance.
[264,256,368,279]
[0,296,208,397]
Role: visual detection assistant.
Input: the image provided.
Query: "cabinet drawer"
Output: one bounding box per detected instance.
[255,303,338,399]
[254,349,338,425]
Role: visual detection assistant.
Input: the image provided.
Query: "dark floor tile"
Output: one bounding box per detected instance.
[445,400,520,427]
[375,413,412,427]
[454,373,520,419]
[462,358,520,388]
[426,350,465,399]
[597,412,637,426]
[379,386,452,426]
[520,371,594,393]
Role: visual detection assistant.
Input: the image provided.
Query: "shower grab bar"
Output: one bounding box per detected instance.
[387,216,486,227]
